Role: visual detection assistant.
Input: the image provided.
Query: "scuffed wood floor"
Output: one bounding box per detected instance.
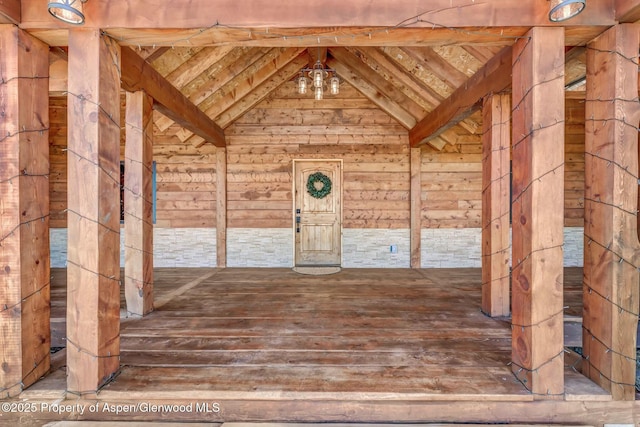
[43,267,603,401]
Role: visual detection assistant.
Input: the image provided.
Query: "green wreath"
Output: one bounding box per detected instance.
[306,172,332,199]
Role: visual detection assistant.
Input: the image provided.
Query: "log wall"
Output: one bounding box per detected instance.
[49,87,586,230]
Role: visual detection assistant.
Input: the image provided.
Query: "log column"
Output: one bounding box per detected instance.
[481,93,511,317]
[216,147,227,267]
[66,29,121,396]
[410,147,422,268]
[0,25,50,398]
[510,27,565,398]
[124,90,154,316]
[583,23,640,401]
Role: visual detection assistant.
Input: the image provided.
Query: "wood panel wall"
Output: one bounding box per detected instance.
[50,87,586,230]
[225,83,411,229]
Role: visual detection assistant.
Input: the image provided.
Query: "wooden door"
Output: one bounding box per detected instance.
[294,160,342,266]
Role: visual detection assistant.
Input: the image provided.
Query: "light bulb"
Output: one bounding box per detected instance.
[298,76,308,94]
[330,76,339,95]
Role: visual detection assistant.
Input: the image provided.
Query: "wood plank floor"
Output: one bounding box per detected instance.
[42,267,605,400]
[9,267,640,425]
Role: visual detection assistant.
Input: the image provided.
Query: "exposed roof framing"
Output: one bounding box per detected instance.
[120,47,226,147]
[409,45,513,147]
[35,0,622,150]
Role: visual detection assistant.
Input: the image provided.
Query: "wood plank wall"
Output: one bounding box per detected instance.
[225,83,410,229]
[49,87,586,230]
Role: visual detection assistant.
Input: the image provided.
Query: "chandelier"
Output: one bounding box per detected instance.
[297,59,339,100]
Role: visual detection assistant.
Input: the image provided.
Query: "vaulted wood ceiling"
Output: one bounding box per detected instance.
[30,0,637,151]
[125,43,586,150]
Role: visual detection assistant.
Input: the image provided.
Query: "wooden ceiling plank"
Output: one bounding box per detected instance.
[207,47,306,119]
[403,46,470,89]
[176,47,306,142]
[616,0,640,22]
[349,47,438,111]
[383,46,451,102]
[151,47,203,77]
[198,47,298,117]
[153,46,235,132]
[138,46,170,62]
[564,46,587,88]
[154,46,256,131]
[409,45,513,146]
[329,47,427,121]
[20,0,616,28]
[167,46,236,88]
[326,56,417,129]
[215,54,309,128]
[0,0,20,24]
[121,46,226,147]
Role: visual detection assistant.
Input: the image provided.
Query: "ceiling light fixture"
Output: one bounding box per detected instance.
[298,59,339,100]
[549,0,585,22]
[48,0,87,25]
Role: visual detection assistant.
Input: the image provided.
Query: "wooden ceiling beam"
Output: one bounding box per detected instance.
[121,46,226,147]
[20,0,616,29]
[0,0,20,24]
[29,26,608,48]
[409,45,512,147]
[616,0,640,22]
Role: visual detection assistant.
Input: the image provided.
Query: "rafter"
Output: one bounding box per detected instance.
[329,47,426,124]
[409,45,512,146]
[215,53,309,128]
[326,54,417,130]
[347,47,438,111]
[402,47,470,90]
[175,47,307,141]
[20,0,615,29]
[120,46,226,147]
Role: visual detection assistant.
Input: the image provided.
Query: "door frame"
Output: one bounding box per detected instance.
[292,159,343,267]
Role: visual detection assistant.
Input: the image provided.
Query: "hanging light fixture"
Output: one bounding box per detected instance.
[48,0,87,25]
[548,0,585,22]
[297,51,339,100]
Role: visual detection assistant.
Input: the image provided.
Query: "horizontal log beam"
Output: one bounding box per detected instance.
[121,46,226,147]
[20,0,616,29]
[616,0,640,22]
[30,26,609,48]
[409,45,512,147]
[0,0,20,24]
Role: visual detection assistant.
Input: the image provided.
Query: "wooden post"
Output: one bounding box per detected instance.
[216,148,227,267]
[510,27,565,398]
[0,25,50,399]
[124,90,154,316]
[66,29,121,396]
[583,23,640,401]
[410,147,422,268]
[481,93,511,317]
